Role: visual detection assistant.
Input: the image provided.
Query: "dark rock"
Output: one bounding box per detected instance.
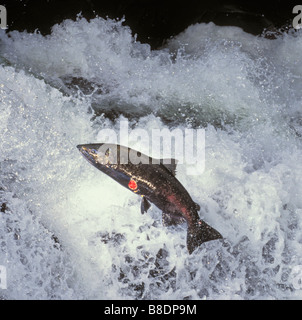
[2,0,298,49]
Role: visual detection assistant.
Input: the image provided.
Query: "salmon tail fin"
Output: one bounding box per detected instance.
[187,220,222,254]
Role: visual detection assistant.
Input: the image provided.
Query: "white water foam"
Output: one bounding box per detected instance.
[0,17,302,299]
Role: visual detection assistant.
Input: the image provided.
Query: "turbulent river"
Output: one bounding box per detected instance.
[0,17,302,299]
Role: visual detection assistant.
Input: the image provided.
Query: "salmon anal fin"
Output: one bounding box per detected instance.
[162,211,186,226]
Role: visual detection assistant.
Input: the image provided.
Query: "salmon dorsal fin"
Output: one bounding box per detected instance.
[160,158,178,176]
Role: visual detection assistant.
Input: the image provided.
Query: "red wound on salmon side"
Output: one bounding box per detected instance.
[128,179,137,190]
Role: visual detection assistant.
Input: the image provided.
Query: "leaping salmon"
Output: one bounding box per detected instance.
[77,143,222,254]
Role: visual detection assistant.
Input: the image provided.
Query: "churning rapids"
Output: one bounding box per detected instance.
[0,16,302,299]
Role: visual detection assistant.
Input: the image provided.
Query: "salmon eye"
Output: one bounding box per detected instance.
[128,179,137,190]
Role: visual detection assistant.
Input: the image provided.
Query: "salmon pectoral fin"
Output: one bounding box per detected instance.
[187,220,222,254]
[140,196,151,214]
